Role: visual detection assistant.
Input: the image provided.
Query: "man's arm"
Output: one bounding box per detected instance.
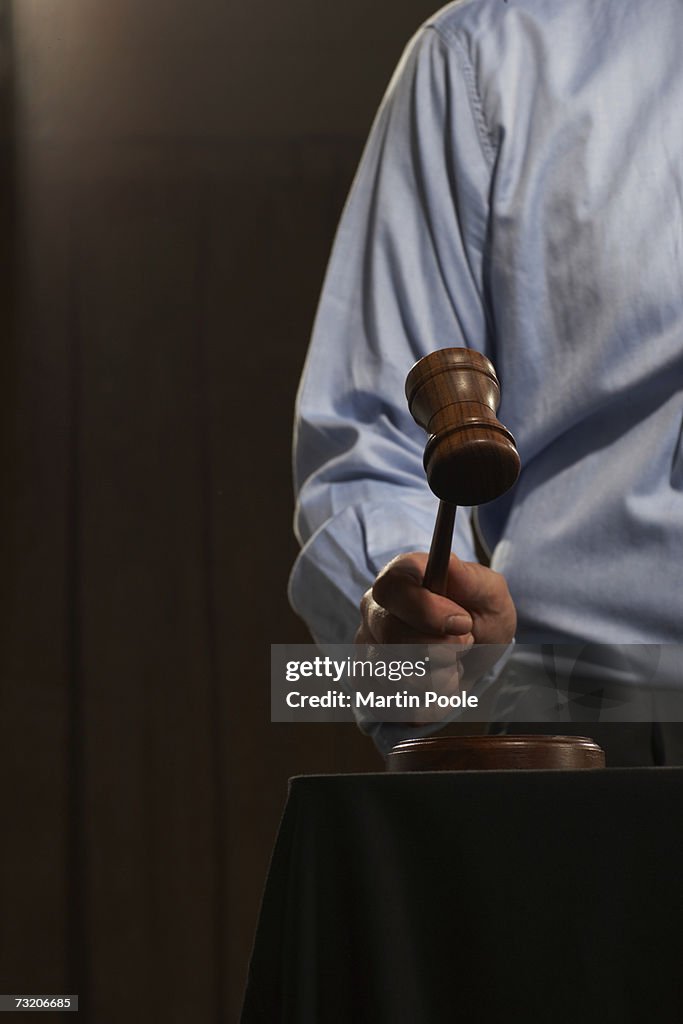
[289,23,503,649]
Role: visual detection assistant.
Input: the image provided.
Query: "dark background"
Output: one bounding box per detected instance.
[0,0,442,1020]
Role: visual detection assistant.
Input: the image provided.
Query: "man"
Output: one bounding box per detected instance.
[289,0,683,761]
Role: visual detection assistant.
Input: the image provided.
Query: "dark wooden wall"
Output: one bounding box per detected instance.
[0,1,440,1020]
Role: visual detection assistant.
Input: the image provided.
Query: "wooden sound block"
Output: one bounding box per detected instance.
[385,735,606,772]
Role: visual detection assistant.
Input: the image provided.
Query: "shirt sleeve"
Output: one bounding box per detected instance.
[288,24,496,646]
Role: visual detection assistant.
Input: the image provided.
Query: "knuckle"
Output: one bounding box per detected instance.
[371,573,393,608]
[373,555,423,607]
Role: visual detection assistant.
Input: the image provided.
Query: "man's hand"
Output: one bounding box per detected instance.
[355,551,516,646]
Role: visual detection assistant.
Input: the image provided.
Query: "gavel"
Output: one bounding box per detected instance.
[388,347,605,772]
[404,347,520,595]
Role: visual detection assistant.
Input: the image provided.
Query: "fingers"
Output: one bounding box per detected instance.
[445,556,508,611]
[357,552,474,645]
[357,550,516,647]
[445,558,517,643]
[361,591,474,645]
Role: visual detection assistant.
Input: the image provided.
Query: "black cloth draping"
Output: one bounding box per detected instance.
[242,770,683,1023]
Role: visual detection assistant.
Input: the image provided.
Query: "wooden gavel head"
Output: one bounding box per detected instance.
[405,348,520,505]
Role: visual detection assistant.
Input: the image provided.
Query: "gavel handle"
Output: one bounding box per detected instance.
[422,500,456,596]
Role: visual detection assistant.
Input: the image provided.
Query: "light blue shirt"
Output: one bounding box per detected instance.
[289,0,683,659]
